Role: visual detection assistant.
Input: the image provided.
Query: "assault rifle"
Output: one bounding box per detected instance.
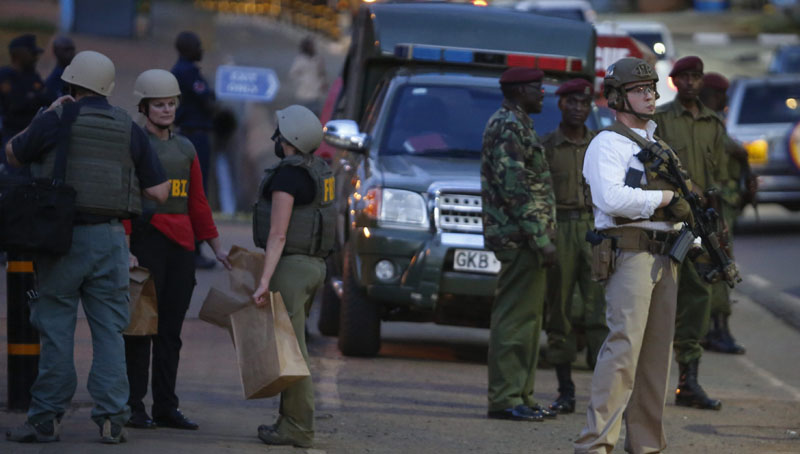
[636,143,742,288]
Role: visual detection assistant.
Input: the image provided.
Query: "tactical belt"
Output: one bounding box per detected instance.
[602,227,679,256]
[556,209,593,221]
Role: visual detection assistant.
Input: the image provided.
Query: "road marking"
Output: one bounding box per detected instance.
[315,357,343,409]
[746,273,770,287]
[741,273,800,331]
[736,356,800,402]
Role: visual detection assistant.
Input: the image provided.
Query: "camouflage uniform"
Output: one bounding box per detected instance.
[542,126,607,370]
[654,100,728,365]
[481,99,556,412]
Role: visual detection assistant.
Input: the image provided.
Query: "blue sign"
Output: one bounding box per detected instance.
[215,65,279,102]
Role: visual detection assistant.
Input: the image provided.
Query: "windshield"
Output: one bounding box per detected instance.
[626,31,669,60]
[380,83,598,158]
[738,82,800,125]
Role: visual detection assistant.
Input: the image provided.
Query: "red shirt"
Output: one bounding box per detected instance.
[124,154,218,251]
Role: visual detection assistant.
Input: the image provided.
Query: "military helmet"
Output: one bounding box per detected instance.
[133,69,181,104]
[603,57,658,95]
[61,50,115,96]
[276,105,323,154]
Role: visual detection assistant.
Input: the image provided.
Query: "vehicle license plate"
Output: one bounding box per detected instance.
[453,249,501,274]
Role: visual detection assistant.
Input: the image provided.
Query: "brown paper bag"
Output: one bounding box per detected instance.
[230,292,310,399]
[125,267,158,335]
[227,245,265,298]
[199,287,251,329]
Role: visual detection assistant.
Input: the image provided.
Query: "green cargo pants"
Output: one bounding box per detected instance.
[674,258,712,364]
[268,254,326,445]
[545,217,608,367]
[488,247,547,411]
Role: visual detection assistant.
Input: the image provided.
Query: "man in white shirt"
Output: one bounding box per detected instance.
[574,57,694,454]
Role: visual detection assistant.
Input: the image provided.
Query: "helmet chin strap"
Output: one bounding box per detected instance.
[619,89,654,121]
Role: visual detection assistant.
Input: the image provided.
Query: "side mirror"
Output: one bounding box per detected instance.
[323,120,368,153]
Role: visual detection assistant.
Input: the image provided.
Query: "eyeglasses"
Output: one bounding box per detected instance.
[625,84,657,97]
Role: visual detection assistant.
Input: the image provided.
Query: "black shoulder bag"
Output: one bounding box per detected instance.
[0,102,80,256]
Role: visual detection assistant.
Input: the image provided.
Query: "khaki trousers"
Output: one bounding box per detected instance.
[574,251,678,454]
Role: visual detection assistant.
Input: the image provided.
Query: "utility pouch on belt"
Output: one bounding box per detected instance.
[587,230,616,282]
[668,227,695,264]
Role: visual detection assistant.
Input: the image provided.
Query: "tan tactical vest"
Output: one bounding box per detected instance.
[253,154,335,257]
[604,121,689,225]
[142,133,195,215]
[31,104,142,217]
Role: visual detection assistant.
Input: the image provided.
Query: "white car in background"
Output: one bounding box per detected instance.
[601,20,678,105]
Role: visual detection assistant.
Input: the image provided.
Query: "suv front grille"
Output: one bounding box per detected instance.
[435,193,483,233]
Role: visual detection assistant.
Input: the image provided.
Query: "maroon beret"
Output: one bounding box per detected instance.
[556,78,594,97]
[702,72,729,92]
[499,67,544,85]
[669,56,704,77]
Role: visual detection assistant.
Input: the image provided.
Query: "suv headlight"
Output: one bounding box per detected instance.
[790,121,800,172]
[363,188,429,229]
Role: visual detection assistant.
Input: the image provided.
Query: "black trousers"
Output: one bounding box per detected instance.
[124,225,195,416]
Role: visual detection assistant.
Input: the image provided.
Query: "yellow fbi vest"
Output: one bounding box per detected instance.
[253,154,336,258]
[31,104,142,217]
[142,132,195,215]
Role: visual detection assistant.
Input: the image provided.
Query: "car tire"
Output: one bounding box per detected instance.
[317,279,340,336]
[338,248,381,357]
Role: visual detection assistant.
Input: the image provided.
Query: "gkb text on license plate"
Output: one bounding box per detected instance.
[453,249,501,274]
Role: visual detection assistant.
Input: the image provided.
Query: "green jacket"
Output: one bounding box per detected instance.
[654,99,728,193]
[542,125,596,212]
[480,100,556,252]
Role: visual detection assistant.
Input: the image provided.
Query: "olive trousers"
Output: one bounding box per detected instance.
[487,247,547,411]
[268,254,326,445]
[546,217,608,367]
[674,258,712,364]
[574,251,678,454]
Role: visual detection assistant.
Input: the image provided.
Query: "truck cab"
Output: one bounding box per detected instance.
[319,3,600,356]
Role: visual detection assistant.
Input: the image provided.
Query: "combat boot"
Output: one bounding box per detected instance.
[700,316,719,351]
[675,359,722,410]
[705,314,746,354]
[548,363,576,414]
[715,314,747,355]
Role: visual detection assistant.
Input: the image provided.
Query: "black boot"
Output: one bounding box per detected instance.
[703,314,745,354]
[700,315,720,351]
[675,359,722,410]
[709,314,746,354]
[548,363,576,414]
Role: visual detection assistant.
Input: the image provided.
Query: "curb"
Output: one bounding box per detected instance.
[736,273,800,332]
